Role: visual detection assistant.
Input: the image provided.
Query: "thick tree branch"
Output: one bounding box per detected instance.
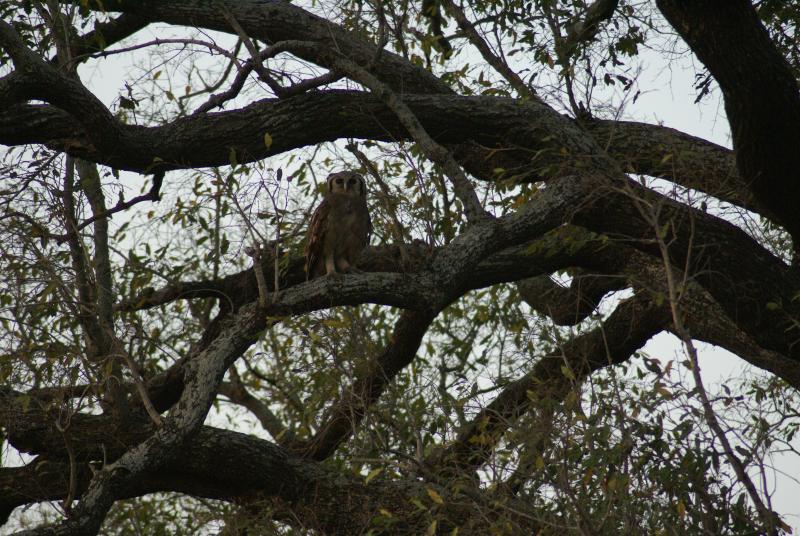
[657,0,800,248]
[1,95,759,222]
[67,0,451,95]
[117,235,582,419]
[44,0,787,241]
[0,21,125,155]
[571,176,800,361]
[586,119,764,216]
[11,301,271,535]
[1,394,542,534]
[430,225,800,474]
[518,271,628,325]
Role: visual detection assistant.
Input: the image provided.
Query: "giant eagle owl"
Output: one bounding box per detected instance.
[304,171,372,279]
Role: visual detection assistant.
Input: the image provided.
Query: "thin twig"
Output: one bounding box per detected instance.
[65,171,164,239]
[91,37,238,61]
[119,344,163,427]
[192,37,341,114]
[646,200,783,534]
[370,0,389,67]
[221,168,270,305]
[250,242,270,307]
[440,0,536,99]
[345,142,409,244]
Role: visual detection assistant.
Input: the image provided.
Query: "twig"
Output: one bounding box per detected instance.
[55,420,78,514]
[219,7,284,94]
[179,40,243,105]
[541,2,582,117]
[64,170,164,239]
[56,13,149,66]
[440,0,536,99]
[90,37,238,61]
[647,200,784,535]
[221,167,270,305]
[192,37,341,114]
[261,170,289,301]
[250,242,270,307]
[345,142,409,244]
[370,0,389,67]
[119,344,163,427]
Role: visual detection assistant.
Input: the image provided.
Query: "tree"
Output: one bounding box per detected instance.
[1,0,800,533]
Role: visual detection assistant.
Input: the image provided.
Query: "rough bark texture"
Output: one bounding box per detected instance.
[658,0,800,244]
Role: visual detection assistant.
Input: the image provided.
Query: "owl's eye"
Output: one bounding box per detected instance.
[336,178,344,184]
[347,178,356,185]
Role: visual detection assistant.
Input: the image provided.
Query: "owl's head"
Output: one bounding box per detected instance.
[326,171,366,198]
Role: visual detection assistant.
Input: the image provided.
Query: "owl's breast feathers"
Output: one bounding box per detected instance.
[334,197,369,235]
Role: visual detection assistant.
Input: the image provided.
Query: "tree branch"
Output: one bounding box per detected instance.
[67,0,451,95]
[1,94,760,224]
[0,21,125,155]
[518,270,628,325]
[69,171,164,236]
[2,419,542,535]
[11,299,270,535]
[657,0,800,249]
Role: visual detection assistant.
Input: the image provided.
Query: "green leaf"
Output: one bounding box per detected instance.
[119,96,136,110]
[426,488,444,505]
[426,520,437,536]
[561,365,575,380]
[365,468,383,484]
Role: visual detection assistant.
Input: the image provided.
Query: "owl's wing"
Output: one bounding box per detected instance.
[364,200,373,245]
[305,198,330,280]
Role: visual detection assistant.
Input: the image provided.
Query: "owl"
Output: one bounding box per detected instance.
[305,171,372,279]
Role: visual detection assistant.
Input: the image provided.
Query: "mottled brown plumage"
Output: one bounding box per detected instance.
[305,171,372,279]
